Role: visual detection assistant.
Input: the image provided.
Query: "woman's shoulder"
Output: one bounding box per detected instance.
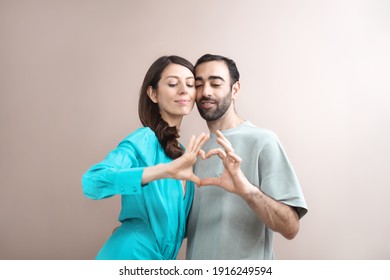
[116,127,161,165]
[122,126,157,144]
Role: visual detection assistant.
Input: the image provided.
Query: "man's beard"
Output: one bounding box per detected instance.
[196,91,232,121]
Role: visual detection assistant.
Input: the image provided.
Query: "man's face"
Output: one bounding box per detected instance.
[194,61,233,121]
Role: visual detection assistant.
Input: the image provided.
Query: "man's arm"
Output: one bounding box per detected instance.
[200,130,300,239]
[231,169,299,239]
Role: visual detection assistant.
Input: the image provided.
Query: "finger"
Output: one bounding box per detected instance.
[215,130,232,146]
[200,177,220,187]
[192,133,206,152]
[186,135,196,152]
[198,149,206,160]
[216,137,234,153]
[189,174,201,186]
[205,148,226,159]
[195,133,209,152]
[215,130,233,149]
[227,151,242,163]
[215,129,224,138]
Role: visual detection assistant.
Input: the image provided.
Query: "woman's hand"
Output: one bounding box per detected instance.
[166,133,209,185]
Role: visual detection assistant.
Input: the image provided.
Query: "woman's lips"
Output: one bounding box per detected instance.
[175,99,191,105]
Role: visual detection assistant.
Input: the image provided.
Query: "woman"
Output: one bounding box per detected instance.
[82,55,208,260]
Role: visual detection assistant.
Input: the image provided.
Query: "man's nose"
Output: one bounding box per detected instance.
[200,84,211,97]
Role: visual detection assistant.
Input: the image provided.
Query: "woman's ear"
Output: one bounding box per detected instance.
[147,86,158,103]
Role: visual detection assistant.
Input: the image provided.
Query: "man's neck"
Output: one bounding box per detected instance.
[206,112,244,133]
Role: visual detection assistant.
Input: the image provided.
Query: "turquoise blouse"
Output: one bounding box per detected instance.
[82,127,194,260]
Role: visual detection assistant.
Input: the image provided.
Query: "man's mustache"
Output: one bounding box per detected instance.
[198,97,217,103]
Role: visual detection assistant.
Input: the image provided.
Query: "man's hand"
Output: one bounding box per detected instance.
[200,130,251,197]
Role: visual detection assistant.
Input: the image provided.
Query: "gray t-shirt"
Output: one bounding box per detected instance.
[186,121,308,259]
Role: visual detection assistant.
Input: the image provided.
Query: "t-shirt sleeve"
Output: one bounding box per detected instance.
[82,140,144,200]
[258,133,308,219]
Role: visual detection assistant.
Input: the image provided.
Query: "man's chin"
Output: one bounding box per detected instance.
[199,113,219,122]
[196,106,222,121]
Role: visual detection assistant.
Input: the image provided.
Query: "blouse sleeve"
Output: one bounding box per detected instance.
[82,140,145,200]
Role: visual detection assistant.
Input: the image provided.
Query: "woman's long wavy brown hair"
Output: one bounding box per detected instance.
[138,55,194,159]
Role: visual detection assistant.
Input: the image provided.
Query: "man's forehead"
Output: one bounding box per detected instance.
[195,61,229,79]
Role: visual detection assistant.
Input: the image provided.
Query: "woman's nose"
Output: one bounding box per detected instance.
[179,84,189,95]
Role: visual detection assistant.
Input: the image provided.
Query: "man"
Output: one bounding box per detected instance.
[185,54,308,259]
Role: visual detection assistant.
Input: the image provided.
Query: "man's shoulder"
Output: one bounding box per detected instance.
[229,121,278,141]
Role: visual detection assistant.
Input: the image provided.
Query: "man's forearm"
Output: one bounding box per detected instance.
[235,174,300,240]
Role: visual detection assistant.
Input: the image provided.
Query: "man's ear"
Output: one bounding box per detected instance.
[232,81,240,100]
[147,86,158,103]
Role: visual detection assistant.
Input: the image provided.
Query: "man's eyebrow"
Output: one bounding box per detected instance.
[166,75,194,80]
[195,76,225,82]
[208,75,225,82]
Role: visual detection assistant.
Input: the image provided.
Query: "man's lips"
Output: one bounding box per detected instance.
[199,99,216,109]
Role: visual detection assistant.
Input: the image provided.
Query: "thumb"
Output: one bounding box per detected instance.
[198,149,206,160]
[200,177,220,187]
[189,174,201,186]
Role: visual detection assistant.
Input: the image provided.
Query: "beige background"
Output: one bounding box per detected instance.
[1,0,389,260]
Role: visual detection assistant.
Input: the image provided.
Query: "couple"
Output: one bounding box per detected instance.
[82,54,308,260]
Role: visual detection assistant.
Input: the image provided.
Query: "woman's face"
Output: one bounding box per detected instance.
[148,63,195,125]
